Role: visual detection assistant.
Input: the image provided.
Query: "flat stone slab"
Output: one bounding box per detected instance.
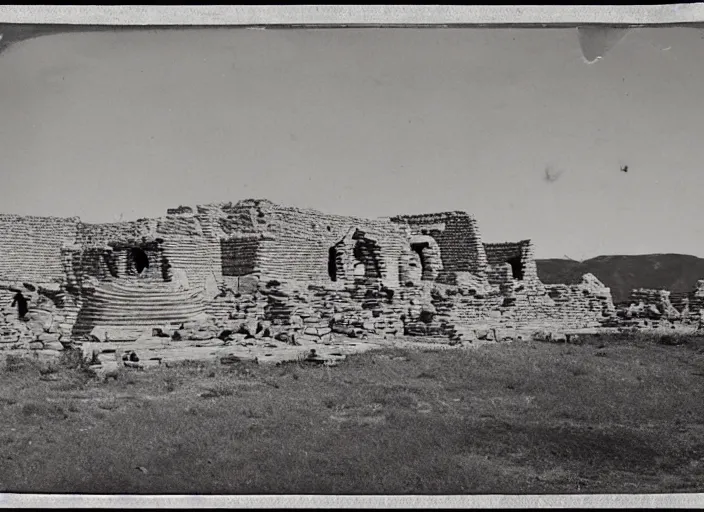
[81,335,388,367]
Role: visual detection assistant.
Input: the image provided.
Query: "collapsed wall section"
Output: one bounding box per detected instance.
[389,212,488,282]
[610,288,684,328]
[158,211,220,293]
[76,219,157,247]
[230,201,409,289]
[484,240,540,286]
[0,215,80,284]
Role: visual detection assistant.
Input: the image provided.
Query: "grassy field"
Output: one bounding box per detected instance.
[1,332,704,495]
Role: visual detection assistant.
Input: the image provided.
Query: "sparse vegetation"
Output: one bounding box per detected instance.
[1,335,704,494]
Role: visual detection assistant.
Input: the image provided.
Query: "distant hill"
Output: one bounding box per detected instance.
[535,254,704,303]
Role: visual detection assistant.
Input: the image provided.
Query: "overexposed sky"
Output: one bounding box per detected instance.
[0,27,702,259]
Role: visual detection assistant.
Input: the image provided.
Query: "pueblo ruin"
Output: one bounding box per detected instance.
[0,199,700,365]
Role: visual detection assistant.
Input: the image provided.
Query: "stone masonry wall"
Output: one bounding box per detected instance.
[609,288,685,329]
[76,219,157,248]
[246,201,410,290]
[0,215,80,284]
[389,212,488,280]
[220,236,260,277]
[483,240,540,287]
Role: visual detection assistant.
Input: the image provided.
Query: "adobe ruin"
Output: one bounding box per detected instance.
[0,199,635,360]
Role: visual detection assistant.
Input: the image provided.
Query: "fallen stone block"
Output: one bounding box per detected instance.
[90,327,145,343]
[27,321,47,335]
[331,324,359,338]
[37,332,60,343]
[43,341,64,351]
[475,329,491,341]
[531,330,551,342]
[193,339,226,348]
[0,328,20,343]
[551,332,568,343]
[189,330,216,341]
[36,349,62,360]
[25,310,53,331]
[239,319,259,338]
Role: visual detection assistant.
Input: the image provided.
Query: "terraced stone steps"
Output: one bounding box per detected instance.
[72,278,207,336]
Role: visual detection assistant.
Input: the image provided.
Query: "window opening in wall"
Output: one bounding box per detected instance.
[328,247,338,282]
[353,239,381,279]
[506,256,523,280]
[411,242,430,279]
[131,248,150,274]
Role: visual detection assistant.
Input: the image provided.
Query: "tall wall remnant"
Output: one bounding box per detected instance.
[0,199,622,355]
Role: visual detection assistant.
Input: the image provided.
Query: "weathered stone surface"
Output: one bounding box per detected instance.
[90,326,145,343]
[25,310,53,331]
[44,341,64,351]
[37,332,60,343]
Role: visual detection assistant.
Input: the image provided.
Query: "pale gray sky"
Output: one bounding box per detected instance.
[0,27,702,259]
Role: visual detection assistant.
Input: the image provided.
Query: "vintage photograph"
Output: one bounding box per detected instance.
[1,20,704,497]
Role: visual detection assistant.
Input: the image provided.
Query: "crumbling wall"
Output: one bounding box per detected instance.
[0,215,80,284]
[236,201,409,289]
[483,240,539,285]
[685,280,704,322]
[669,291,690,314]
[220,235,261,277]
[157,211,219,292]
[76,219,156,247]
[0,282,80,357]
[390,212,488,281]
[627,289,681,319]
[540,276,617,328]
[610,288,684,329]
[434,272,616,336]
[408,234,443,281]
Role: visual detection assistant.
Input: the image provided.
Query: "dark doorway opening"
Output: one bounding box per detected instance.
[506,256,523,280]
[353,239,382,279]
[411,242,430,279]
[131,248,150,274]
[328,247,338,281]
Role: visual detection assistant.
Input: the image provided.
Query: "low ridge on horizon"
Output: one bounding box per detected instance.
[536,253,704,303]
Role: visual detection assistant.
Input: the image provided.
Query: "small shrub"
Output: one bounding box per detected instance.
[39,363,59,376]
[21,402,68,420]
[59,349,83,369]
[98,399,119,411]
[5,354,32,373]
[163,375,179,393]
[200,383,235,399]
[659,334,687,346]
[570,366,589,377]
